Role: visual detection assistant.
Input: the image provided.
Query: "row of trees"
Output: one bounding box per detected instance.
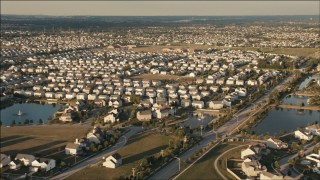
[10,118,44,126]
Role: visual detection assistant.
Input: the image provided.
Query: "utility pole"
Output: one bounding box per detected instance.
[174,157,181,171]
[132,168,136,178]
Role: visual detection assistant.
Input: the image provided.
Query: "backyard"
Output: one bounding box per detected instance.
[0,125,90,157]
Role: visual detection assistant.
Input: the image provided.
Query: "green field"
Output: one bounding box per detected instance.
[176,142,247,180]
[67,133,173,180]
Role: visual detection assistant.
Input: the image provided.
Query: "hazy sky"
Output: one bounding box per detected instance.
[1,1,319,16]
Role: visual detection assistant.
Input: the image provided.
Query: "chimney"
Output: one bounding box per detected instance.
[75,138,79,144]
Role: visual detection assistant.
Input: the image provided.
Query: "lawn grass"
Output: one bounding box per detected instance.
[0,125,90,157]
[176,141,247,180]
[67,133,173,180]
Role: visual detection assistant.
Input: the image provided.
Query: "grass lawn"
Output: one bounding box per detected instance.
[177,141,248,180]
[67,133,173,180]
[0,125,90,157]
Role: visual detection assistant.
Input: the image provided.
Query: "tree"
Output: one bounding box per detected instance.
[274,161,280,169]
[287,169,292,176]
[130,94,141,104]
[60,161,66,167]
[90,143,97,152]
[97,145,103,151]
[24,119,30,124]
[11,119,16,126]
[288,158,294,165]
[103,140,109,148]
[38,118,43,124]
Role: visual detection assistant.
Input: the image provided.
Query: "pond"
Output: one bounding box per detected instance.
[0,103,63,125]
[181,114,214,129]
[282,95,309,106]
[298,75,320,90]
[253,108,320,136]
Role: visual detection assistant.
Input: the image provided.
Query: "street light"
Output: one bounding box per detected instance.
[174,156,181,171]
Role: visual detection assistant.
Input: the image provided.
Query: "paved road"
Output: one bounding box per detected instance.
[50,126,142,180]
[150,74,295,180]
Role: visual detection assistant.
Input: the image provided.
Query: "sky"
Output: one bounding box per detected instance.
[1,1,319,16]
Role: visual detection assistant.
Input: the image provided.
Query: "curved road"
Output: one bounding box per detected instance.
[50,126,142,180]
[214,144,248,180]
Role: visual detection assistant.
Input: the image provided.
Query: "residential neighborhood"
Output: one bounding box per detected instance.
[1,3,320,180]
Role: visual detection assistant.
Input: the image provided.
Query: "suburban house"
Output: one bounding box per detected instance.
[208,101,224,110]
[8,160,21,170]
[306,151,320,168]
[192,100,205,109]
[137,110,152,121]
[0,154,11,168]
[241,160,267,177]
[30,158,56,172]
[104,109,119,123]
[241,143,269,160]
[15,154,36,166]
[266,138,288,149]
[87,126,106,144]
[294,129,313,141]
[65,143,82,155]
[305,124,320,136]
[102,153,122,168]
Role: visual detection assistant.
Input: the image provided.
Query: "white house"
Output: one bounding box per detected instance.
[266,138,288,149]
[15,154,35,166]
[294,130,313,141]
[30,158,56,172]
[209,101,224,110]
[192,101,205,109]
[65,143,82,155]
[103,153,122,168]
[8,160,21,170]
[305,124,320,136]
[104,110,119,123]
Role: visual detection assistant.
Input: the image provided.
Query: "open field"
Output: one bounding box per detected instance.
[0,125,90,157]
[132,73,194,82]
[67,133,173,180]
[176,142,247,180]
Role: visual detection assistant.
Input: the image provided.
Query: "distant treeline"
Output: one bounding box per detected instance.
[1,15,319,31]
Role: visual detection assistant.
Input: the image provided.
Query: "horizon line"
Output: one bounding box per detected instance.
[2,14,319,17]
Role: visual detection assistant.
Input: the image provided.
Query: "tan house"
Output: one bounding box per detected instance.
[241,160,267,177]
[137,110,152,121]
